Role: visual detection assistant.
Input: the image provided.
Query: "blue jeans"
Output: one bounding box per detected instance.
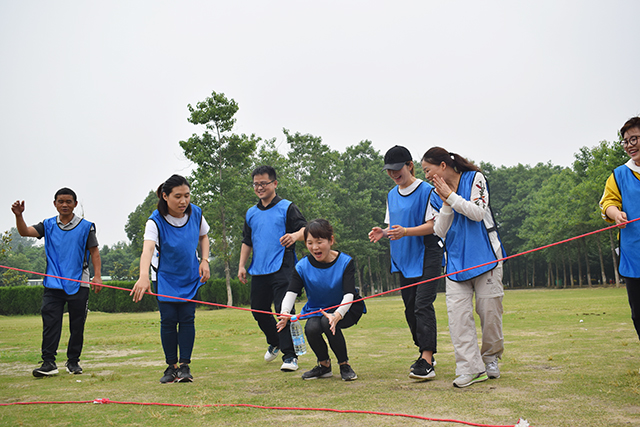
[157,301,196,365]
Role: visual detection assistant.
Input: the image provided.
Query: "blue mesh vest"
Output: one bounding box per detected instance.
[388,181,433,279]
[297,252,352,318]
[444,171,505,282]
[246,199,292,276]
[150,204,203,302]
[43,217,93,295]
[613,165,640,278]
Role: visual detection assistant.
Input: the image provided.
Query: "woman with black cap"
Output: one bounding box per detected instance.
[369,145,443,381]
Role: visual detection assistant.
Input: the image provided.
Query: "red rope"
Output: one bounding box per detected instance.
[0,398,529,426]
[0,218,636,320]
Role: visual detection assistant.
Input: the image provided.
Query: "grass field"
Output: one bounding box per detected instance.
[0,287,638,427]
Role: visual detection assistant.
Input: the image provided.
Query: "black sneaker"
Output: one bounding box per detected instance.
[339,364,358,381]
[176,364,193,383]
[33,361,58,377]
[409,357,435,380]
[65,361,83,374]
[160,365,178,384]
[411,356,436,371]
[301,364,333,380]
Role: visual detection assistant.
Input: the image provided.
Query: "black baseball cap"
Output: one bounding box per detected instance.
[383,145,412,171]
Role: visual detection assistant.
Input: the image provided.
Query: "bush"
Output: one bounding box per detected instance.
[198,277,250,309]
[89,280,157,313]
[0,278,251,315]
[0,285,43,315]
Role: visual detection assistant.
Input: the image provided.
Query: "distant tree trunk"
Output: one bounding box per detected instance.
[382,255,390,291]
[561,253,567,289]
[355,258,364,295]
[547,262,552,288]
[596,236,606,286]
[221,206,233,307]
[568,252,574,288]
[555,262,560,288]
[524,260,529,288]
[509,263,514,288]
[582,239,592,287]
[367,256,374,294]
[608,229,620,287]
[577,242,583,287]
[531,258,536,287]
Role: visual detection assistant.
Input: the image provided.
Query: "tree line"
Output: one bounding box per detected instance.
[1,91,629,306]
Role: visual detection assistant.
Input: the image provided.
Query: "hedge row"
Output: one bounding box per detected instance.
[0,278,251,315]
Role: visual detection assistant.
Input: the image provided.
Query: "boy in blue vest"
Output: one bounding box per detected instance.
[238,166,306,372]
[11,188,102,377]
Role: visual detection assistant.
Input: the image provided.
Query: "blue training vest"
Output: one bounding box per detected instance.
[43,217,93,295]
[388,181,433,278]
[444,171,506,282]
[150,204,203,302]
[246,199,292,276]
[296,252,353,318]
[613,165,640,278]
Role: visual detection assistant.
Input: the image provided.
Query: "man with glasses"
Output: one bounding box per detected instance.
[600,117,640,340]
[239,165,307,371]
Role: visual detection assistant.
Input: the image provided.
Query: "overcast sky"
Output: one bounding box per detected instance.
[1,1,639,247]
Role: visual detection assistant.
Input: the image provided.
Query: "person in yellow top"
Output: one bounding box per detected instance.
[599,116,640,340]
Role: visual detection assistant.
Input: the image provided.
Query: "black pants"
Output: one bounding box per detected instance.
[625,276,640,341]
[399,235,442,354]
[250,254,296,360]
[305,309,359,364]
[40,287,89,363]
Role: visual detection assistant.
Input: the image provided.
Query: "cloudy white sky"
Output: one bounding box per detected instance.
[1,1,639,247]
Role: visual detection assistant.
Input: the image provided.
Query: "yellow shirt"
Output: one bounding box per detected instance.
[599,161,640,222]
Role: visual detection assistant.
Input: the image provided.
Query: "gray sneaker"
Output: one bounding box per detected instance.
[485,360,500,379]
[453,372,488,388]
[264,345,280,362]
[280,357,299,371]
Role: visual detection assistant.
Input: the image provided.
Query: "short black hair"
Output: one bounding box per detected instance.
[303,218,334,241]
[251,165,276,181]
[54,187,77,202]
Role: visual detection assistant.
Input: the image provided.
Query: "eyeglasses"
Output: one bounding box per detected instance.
[252,180,275,189]
[621,135,639,147]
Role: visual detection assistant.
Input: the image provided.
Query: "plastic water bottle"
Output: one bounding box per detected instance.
[290,315,307,356]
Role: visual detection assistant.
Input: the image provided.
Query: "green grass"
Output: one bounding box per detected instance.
[0,287,639,427]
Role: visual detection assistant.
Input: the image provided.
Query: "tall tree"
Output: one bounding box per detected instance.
[179,91,258,306]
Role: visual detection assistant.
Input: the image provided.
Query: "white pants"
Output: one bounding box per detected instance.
[446,262,504,375]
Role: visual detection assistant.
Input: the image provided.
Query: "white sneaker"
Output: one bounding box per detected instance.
[485,360,500,379]
[264,345,280,362]
[453,372,488,388]
[280,357,298,371]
